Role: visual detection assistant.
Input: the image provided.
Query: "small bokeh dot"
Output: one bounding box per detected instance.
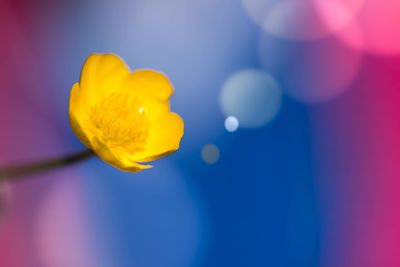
[224,116,239,132]
[201,144,220,164]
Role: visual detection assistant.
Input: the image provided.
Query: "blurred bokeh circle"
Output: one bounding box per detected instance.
[224,116,239,132]
[325,0,400,55]
[220,69,282,128]
[201,144,220,165]
[259,27,363,103]
[35,177,98,267]
[241,0,363,41]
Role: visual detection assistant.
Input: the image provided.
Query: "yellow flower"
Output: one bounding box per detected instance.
[69,53,184,172]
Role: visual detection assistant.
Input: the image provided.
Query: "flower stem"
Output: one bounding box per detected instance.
[0,149,95,181]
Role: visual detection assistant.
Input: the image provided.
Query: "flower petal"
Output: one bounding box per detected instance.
[79,53,130,105]
[134,112,184,162]
[69,83,93,148]
[92,137,152,172]
[122,70,174,101]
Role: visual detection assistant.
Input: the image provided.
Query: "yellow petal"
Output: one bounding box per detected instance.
[134,112,184,162]
[69,83,93,148]
[92,137,152,172]
[122,70,173,101]
[79,53,130,106]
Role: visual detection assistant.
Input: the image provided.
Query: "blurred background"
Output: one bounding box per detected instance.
[1,0,400,266]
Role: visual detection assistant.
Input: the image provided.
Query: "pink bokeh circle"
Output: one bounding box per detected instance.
[242,0,363,41]
[315,0,400,55]
[258,24,364,103]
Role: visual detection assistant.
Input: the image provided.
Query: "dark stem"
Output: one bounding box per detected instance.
[0,149,95,181]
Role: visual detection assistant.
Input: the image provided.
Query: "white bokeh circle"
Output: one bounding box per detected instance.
[224,116,239,132]
[220,69,282,128]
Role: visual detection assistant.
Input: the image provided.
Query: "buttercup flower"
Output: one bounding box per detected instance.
[69,53,184,172]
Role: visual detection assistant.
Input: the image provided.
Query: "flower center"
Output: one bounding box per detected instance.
[90,92,149,152]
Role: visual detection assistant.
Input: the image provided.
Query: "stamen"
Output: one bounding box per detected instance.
[90,93,149,152]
